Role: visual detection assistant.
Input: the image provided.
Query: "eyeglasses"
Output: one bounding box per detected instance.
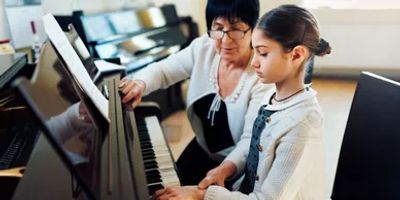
[207,28,251,40]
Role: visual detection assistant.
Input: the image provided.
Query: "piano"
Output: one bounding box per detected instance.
[75,4,197,73]
[1,17,182,200]
[9,82,181,199]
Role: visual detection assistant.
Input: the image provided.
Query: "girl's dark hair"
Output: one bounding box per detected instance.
[257,5,331,57]
[206,0,259,30]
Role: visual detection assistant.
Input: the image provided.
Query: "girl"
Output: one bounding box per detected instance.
[154,4,331,200]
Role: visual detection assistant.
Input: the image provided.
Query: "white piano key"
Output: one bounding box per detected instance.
[144,116,180,187]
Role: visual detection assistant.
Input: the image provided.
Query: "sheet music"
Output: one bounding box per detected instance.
[42,14,110,122]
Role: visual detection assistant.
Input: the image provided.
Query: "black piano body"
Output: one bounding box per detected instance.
[11,73,179,200]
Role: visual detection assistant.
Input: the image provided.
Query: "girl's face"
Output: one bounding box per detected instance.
[251,28,294,84]
[211,17,252,62]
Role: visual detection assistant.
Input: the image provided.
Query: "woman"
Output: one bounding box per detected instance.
[119,0,268,185]
[154,4,332,200]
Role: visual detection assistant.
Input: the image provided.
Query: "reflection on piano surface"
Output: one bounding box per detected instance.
[12,40,104,199]
[7,21,180,200]
[68,4,198,73]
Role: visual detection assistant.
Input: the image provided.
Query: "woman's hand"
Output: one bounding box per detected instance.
[198,161,236,189]
[153,186,205,200]
[119,78,146,109]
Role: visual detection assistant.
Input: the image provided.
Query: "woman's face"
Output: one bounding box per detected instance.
[251,28,293,84]
[211,17,252,62]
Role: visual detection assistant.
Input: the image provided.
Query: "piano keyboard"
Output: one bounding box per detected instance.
[0,124,38,170]
[0,135,24,169]
[136,116,180,194]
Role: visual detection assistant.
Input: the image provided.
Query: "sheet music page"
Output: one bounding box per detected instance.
[42,14,110,122]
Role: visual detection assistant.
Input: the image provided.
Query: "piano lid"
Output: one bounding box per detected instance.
[0,53,27,90]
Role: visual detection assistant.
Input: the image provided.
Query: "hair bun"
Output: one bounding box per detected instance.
[315,38,331,56]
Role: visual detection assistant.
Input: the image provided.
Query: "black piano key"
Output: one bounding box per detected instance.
[144,162,158,170]
[136,116,180,195]
[140,140,151,144]
[141,147,155,152]
[140,143,151,149]
[148,184,164,195]
[147,177,162,186]
[142,154,155,161]
[141,150,155,157]
[146,170,162,180]
[146,175,162,182]
[142,149,155,155]
[145,170,160,180]
[142,159,156,165]
[138,135,150,141]
[144,160,157,166]
[146,171,162,180]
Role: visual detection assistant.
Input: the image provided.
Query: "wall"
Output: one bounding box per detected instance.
[2,0,400,71]
[185,0,400,73]
[313,9,400,76]
[0,0,10,40]
[40,0,150,14]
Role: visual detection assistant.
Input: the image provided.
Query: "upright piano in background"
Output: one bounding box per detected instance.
[55,4,199,118]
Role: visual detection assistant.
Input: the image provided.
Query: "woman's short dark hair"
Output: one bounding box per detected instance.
[206,0,259,30]
[257,4,331,57]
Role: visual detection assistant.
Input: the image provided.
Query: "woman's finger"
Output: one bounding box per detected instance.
[121,81,136,95]
[122,86,140,103]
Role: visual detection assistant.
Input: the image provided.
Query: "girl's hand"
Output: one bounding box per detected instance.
[154,186,205,200]
[198,161,236,189]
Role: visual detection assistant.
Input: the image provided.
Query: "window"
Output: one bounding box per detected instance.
[302,0,400,9]
[6,0,41,7]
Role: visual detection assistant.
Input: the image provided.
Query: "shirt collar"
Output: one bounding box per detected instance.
[262,86,317,111]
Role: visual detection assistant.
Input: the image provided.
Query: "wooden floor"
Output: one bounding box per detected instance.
[312,78,357,195]
[161,110,194,161]
[161,77,357,195]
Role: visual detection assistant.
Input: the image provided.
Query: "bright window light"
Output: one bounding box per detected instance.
[302,0,400,9]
